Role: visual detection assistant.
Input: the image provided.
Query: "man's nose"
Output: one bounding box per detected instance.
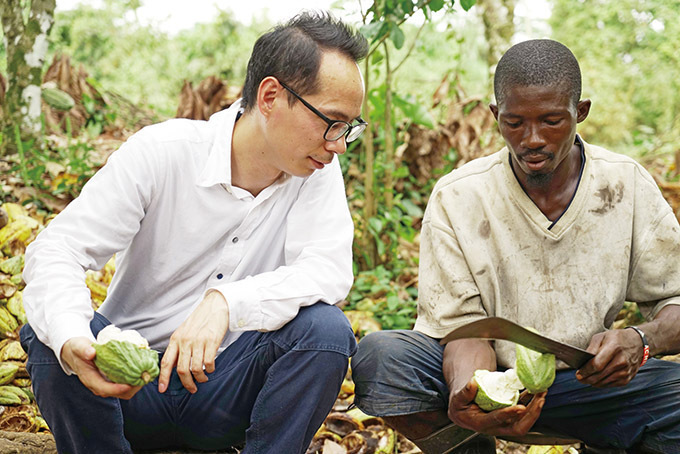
[325,136,348,155]
[521,123,547,150]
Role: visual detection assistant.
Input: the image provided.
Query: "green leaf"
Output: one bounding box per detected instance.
[460,0,476,11]
[428,0,446,12]
[393,94,436,128]
[387,293,400,311]
[374,22,391,43]
[360,22,384,41]
[376,237,386,256]
[400,199,424,218]
[393,165,409,179]
[390,23,406,49]
[368,217,384,234]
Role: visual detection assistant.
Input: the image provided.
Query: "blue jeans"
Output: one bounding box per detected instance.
[20,303,356,454]
[352,330,680,453]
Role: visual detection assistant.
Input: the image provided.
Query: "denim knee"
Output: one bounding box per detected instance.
[277,303,356,357]
[353,331,409,381]
[352,330,449,417]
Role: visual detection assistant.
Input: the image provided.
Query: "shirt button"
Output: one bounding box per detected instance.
[216,273,223,279]
[232,237,239,244]
[238,320,245,328]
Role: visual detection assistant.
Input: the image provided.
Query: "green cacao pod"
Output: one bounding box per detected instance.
[0,385,30,405]
[6,292,27,326]
[42,87,75,111]
[0,362,19,386]
[0,255,23,275]
[93,340,159,386]
[473,369,523,412]
[0,340,26,362]
[0,307,18,339]
[515,330,556,394]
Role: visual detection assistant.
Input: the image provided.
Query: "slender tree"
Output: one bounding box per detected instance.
[356,0,476,269]
[1,0,56,153]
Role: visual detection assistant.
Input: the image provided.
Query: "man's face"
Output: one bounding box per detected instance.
[490,84,590,185]
[264,51,365,178]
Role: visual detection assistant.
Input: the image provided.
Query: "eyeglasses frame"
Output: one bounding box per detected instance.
[278,80,367,143]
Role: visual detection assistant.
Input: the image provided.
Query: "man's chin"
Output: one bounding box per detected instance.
[526,172,553,187]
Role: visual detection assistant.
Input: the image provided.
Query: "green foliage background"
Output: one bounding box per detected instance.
[1,0,678,331]
[550,0,680,158]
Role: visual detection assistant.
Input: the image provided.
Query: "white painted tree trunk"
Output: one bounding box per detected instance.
[1,0,56,153]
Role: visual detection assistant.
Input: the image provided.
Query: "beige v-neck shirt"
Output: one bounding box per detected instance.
[415,137,680,369]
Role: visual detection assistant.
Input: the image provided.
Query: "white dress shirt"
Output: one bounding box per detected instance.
[23,101,354,372]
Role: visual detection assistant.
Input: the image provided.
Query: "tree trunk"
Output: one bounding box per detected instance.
[383,43,394,212]
[479,0,516,95]
[361,57,378,269]
[1,0,56,154]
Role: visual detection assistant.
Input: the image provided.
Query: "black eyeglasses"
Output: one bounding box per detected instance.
[278,81,367,143]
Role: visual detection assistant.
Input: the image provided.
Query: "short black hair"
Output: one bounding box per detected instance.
[241,11,368,112]
[494,39,582,107]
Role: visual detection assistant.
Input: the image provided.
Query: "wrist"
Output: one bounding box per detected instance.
[626,326,650,367]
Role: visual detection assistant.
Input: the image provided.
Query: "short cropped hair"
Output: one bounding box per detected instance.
[241,11,368,111]
[494,39,582,107]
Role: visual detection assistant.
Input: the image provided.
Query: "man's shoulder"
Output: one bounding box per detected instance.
[585,141,637,165]
[583,139,656,185]
[134,117,212,146]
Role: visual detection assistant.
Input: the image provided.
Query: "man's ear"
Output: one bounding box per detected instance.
[576,99,591,123]
[257,76,282,117]
[489,103,499,121]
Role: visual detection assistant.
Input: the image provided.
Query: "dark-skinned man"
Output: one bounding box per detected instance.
[352,39,680,454]
[21,11,368,454]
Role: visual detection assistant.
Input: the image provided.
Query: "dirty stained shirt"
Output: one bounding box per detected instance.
[415,136,680,369]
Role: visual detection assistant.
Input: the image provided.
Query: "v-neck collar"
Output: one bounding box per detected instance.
[503,135,589,237]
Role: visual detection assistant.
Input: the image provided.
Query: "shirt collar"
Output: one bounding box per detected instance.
[196,100,243,189]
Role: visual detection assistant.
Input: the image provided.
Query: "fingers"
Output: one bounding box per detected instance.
[577,331,639,387]
[203,339,220,375]
[158,342,178,393]
[76,355,143,399]
[450,376,548,438]
[162,292,229,393]
[577,365,635,387]
[161,336,219,394]
[175,339,198,393]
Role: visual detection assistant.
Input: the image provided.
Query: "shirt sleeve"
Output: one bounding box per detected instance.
[22,132,156,373]
[413,188,487,339]
[627,176,680,319]
[210,158,354,332]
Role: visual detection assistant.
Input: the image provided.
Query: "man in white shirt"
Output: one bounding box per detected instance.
[21,11,367,454]
[352,40,680,453]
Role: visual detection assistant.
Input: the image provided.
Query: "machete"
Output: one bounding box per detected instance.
[439,317,594,369]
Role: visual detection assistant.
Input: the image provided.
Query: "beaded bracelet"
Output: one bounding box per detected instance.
[626,326,650,367]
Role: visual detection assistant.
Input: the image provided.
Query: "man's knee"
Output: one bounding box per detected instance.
[352,330,448,417]
[20,323,57,365]
[283,303,356,357]
[353,331,406,380]
[353,330,441,382]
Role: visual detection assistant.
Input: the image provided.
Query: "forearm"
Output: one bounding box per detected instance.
[639,304,680,356]
[443,339,496,395]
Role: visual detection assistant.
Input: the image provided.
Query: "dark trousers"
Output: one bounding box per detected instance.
[21,303,356,454]
[352,330,680,454]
